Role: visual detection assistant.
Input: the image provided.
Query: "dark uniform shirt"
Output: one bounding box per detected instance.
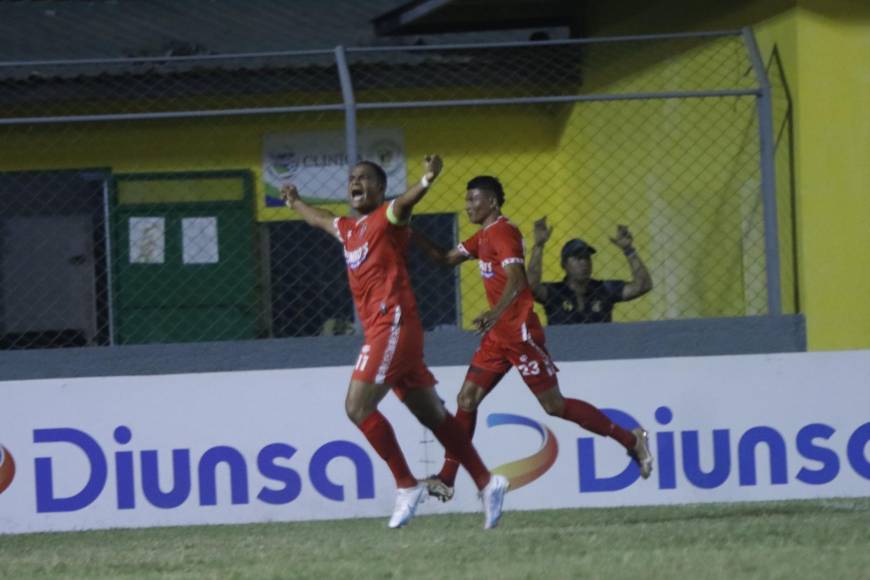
[539,278,626,324]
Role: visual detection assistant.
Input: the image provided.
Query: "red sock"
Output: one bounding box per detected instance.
[562,398,637,450]
[437,408,477,487]
[358,411,417,489]
[433,412,490,490]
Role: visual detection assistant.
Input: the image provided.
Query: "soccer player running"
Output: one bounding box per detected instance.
[281,157,509,529]
[413,176,653,502]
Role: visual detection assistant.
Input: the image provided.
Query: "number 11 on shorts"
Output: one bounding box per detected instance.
[356,345,371,372]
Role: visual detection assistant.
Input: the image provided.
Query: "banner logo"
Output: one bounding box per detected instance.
[32,426,375,513]
[487,413,558,490]
[0,445,15,494]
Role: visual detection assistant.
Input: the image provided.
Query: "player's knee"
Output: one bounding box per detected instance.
[345,399,368,425]
[541,396,565,417]
[457,390,481,412]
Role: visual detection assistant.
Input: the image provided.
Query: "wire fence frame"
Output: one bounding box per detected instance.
[0,27,783,334]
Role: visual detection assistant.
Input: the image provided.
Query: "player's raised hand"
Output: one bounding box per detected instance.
[533,217,553,247]
[423,154,443,183]
[609,224,634,250]
[281,184,300,208]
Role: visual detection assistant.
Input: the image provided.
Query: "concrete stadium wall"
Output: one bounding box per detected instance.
[0,315,805,381]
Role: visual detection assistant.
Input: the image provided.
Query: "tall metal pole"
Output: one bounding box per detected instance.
[102,179,115,345]
[334,45,358,166]
[743,27,782,315]
[334,45,362,335]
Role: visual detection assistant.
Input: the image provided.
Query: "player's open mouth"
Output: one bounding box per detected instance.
[351,188,365,201]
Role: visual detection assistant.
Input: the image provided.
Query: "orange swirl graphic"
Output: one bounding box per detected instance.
[0,445,15,494]
[487,414,559,491]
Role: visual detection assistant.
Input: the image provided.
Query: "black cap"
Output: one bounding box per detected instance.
[561,238,596,262]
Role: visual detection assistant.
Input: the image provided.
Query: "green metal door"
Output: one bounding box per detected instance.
[111,172,260,345]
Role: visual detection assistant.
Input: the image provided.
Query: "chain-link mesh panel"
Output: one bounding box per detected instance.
[0,32,789,350]
[359,94,762,330]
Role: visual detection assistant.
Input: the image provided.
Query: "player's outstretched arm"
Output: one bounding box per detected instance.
[473,263,529,334]
[412,229,468,267]
[282,184,339,237]
[391,155,443,224]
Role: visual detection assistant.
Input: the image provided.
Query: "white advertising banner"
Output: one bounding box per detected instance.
[262,128,406,206]
[0,351,868,534]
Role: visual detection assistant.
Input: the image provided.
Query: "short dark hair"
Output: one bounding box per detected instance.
[355,161,387,190]
[466,175,505,207]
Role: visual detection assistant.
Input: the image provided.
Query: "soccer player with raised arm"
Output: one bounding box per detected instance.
[281,157,508,529]
[413,175,653,502]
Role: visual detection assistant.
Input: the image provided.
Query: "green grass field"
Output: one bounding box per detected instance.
[1,498,868,579]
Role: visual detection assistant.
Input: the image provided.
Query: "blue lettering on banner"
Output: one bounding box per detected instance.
[577,409,640,492]
[142,448,191,509]
[577,406,870,493]
[198,446,249,506]
[795,424,839,485]
[32,426,375,513]
[682,429,731,489]
[256,443,302,505]
[309,441,375,501]
[35,428,107,513]
[847,422,870,479]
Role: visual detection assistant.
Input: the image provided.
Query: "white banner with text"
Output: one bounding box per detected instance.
[0,351,867,534]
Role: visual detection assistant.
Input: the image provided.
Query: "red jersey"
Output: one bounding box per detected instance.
[334,201,420,331]
[458,216,539,343]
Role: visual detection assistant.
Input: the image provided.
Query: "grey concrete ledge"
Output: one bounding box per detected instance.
[0,315,806,382]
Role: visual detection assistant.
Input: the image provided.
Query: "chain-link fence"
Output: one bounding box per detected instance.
[0,30,793,349]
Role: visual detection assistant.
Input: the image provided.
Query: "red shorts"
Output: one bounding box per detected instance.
[465,323,559,395]
[352,305,436,399]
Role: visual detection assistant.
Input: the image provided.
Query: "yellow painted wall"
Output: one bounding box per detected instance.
[584,0,870,348]
[792,1,870,349]
[545,36,765,323]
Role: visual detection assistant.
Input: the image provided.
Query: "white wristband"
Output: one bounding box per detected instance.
[420,175,431,188]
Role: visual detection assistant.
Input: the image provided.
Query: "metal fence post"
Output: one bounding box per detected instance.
[743,27,782,315]
[101,178,115,346]
[334,45,358,166]
[333,44,362,334]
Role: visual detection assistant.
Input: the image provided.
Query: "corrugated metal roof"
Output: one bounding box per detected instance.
[0,0,566,61]
[0,0,571,116]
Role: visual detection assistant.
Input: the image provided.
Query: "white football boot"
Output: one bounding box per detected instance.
[481,474,510,530]
[388,483,426,529]
[424,475,455,503]
[628,427,654,479]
